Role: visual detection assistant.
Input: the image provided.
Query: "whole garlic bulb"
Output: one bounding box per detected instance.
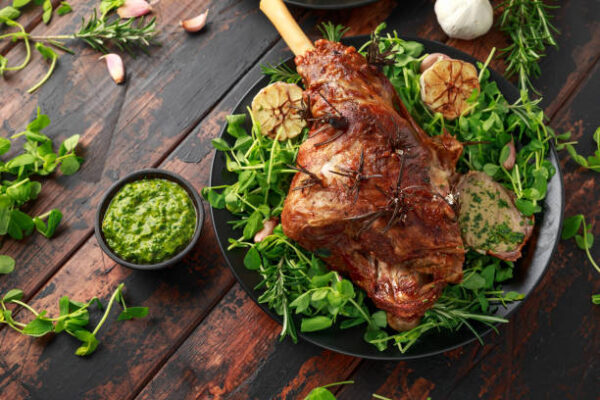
[434,0,493,40]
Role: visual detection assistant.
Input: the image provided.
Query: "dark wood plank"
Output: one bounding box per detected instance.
[135,285,360,400]
[0,0,284,299]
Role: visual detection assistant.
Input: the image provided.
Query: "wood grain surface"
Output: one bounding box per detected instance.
[0,0,598,399]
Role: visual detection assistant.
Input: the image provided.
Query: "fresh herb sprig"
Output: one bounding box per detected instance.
[0,7,158,92]
[0,283,148,356]
[317,21,349,43]
[0,108,82,274]
[260,63,301,84]
[498,0,559,93]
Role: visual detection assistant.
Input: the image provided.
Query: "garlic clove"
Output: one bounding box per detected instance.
[254,217,279,242]
[100,54,125,84]
[420,52,451,73]
[117,0,152,19]
[502,138,516,171]
[180,9,208,33]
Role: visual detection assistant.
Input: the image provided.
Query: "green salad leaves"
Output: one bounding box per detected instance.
[202,24,560,352]
[0,108,82,274]
[0,283,148,356]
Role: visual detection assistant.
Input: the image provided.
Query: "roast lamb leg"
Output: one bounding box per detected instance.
[260,0,465,331]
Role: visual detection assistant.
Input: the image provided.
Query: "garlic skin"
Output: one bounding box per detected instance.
[100,54,125,84]
[420,52,450,73]
[117,0,152,19]
[180,9,209,33]
[434,0,493,40]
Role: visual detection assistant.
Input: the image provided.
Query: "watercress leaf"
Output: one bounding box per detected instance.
[496,264,514,282]
[211,138,231,151]
[59,134,80,155]
[29,181,42,199]
[364,326,387,351]
[305,387,336,400]
[23,314,54,337]
[207,189,225,209]
[0,137,11,155]
[225,114,248,139]
[0,6,20,20]
[12,0,31,8]
[289,292,310,314]
[0,255,15,274]
[515,198,540,216]
[7,180,31,204]
[561,215,583,240]
[592,294,600,305]
[73,330,99,356]
[42,0,52,24]
[2,289,23,303]
[33,209,62,238]
[243,246,261,270]
[117,306,149,321]
[58,296,70,316]
[311,271,335,288]
[461,272,486,290]
[7,218,23,240]
[25,130,51,143]
[243,210,263,240]
[56,1,71,15]
[337,279,354,299]
[300,315,332,332]
[575,231,594,250]
[3,288,23,302]
[371,310,387,328]
[310,288,329,302]
[481,264,496,289]
[6,153,35,169]
[483,163,499,177]
[59,154,80,175]
[0,196,12,235]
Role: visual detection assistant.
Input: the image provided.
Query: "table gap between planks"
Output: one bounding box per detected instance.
[0,0,598,399]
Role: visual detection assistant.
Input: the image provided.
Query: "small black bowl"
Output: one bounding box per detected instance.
[94,168,204,270]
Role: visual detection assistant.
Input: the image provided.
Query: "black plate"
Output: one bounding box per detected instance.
[284,0,379,10]
[208,36,564,360]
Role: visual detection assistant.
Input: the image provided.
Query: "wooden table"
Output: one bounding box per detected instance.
[0,0,598,398]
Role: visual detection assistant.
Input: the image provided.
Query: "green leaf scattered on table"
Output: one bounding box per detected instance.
[0,255,16,275]
[0,109,83,273]
[56,1,72,16]
[562,214,600,303]
[0,283,148,356]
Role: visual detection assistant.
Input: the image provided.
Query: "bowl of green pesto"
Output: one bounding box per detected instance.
[95,169,203,270]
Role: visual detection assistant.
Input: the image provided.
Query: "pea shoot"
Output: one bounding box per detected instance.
[0,108,83,274]
[0,283,148,356]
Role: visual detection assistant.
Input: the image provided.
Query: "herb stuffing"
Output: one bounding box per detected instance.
[202,23,561,353]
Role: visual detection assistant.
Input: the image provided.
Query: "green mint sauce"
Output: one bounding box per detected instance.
[102,179,196,264]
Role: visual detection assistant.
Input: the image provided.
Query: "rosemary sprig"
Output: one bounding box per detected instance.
[498,0,559,93]
[317,21,349,43]
[260,62,301,84]
[29,12,159,54]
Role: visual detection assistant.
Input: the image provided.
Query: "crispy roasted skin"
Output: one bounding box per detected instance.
[281,40,465,330]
